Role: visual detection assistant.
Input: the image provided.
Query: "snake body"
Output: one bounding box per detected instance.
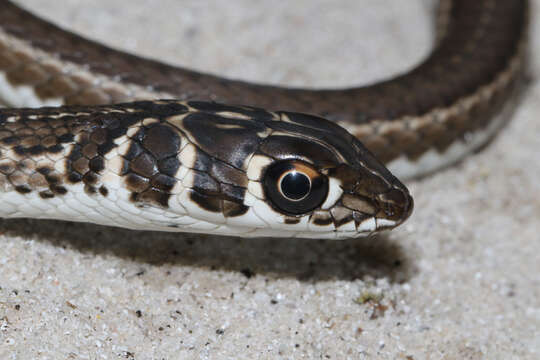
[0,0,529,238]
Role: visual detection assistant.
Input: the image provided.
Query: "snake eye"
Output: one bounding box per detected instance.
[264,160,328,215]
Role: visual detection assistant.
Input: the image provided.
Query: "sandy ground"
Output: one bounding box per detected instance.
[1,1,539,359]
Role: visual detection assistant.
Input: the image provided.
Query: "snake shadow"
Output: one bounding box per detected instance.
[0,218,416,283]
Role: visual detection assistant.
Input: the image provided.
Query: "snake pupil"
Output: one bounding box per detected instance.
[264,160,329,215]
[281,171,310,201]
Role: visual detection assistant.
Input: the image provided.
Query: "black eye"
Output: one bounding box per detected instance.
[264,160,328,215]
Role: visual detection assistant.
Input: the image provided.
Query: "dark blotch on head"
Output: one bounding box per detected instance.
[189,189,221,213]
[183,112,265,169]
[142,124,180,160]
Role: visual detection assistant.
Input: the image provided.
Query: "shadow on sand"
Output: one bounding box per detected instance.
[1,218,417,283]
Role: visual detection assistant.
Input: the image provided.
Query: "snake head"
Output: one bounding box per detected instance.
[244,110,413,239]
[123,101,412,239]
[171,103,413,239]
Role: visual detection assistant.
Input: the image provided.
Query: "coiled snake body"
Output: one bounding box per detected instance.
[0,1,528,238]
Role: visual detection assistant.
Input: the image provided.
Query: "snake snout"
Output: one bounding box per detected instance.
[375,187,414,227]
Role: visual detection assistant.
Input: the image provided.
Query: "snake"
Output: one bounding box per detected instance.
[0,0,528,239]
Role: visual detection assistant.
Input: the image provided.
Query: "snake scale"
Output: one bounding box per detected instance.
[0,0,529,238]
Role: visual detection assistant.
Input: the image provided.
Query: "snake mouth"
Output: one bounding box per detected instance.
[339,187,413,235]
